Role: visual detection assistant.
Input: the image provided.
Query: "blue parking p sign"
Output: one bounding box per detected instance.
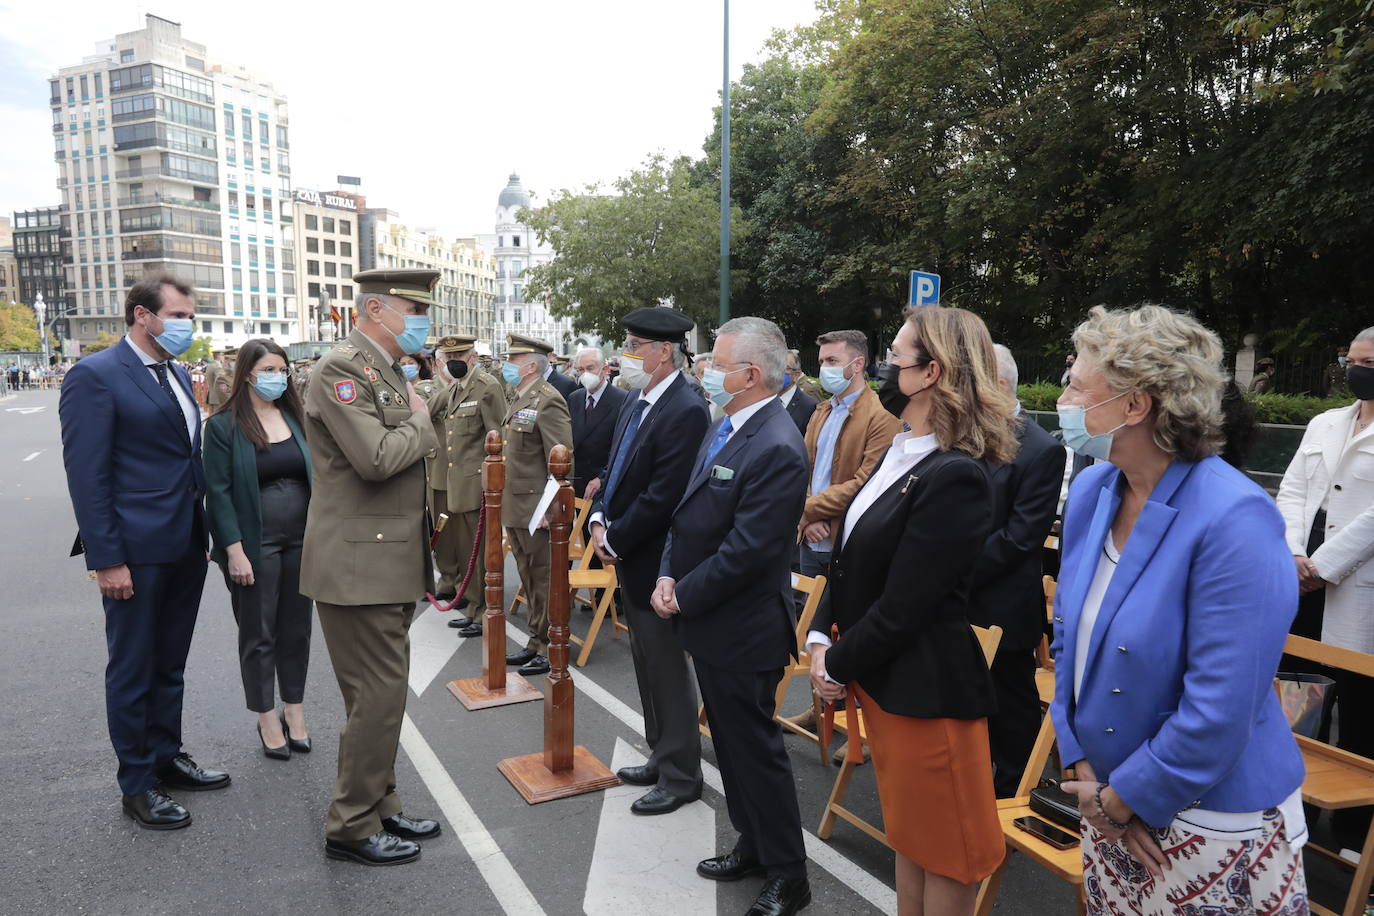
[908,270,941,307]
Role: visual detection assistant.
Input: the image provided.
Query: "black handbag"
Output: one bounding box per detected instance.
[1029,784,1081,832]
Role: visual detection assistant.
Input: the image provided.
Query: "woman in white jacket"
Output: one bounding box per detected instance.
[1275,324,1374,852]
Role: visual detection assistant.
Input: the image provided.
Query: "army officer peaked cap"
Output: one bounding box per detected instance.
[438,334,477,353]
[506,333,554,356]
[353,268,440,308]
[623,305,694,343]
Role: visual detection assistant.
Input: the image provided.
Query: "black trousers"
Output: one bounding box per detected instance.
[227,478,312,713]
[694,659,806,879]
[987,647,1043,798]
[103,544,207,795]
[624,590,703,799]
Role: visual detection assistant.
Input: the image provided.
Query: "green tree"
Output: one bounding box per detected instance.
[522,155,744,341]
[0,302,41,351]
[183,336,213,362]
[81,331,122,355]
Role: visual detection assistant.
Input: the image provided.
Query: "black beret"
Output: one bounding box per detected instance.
[622,306,694,342]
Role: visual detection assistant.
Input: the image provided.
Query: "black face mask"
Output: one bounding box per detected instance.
[876,363,911,418]
[447,359,468,380]
[1348,364,1374,401]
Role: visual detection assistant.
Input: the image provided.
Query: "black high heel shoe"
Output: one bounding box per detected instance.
[258,723,290,760]
[280,713,312,754]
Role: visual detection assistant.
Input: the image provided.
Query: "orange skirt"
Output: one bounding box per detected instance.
[853,684,1005,884]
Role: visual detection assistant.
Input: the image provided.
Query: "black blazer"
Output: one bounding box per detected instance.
[966,417,1064,650]
[783,387,818,436]
[661,398,809,672]
[569,382,630,497]
[813,446,997,719]
[545,368,579,401]
[590,373,710,602]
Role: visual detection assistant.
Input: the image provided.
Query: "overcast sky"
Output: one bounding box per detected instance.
[0,0,822,238]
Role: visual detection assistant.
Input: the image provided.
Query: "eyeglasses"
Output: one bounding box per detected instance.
[622,337,661,352]
[885,347,931,367]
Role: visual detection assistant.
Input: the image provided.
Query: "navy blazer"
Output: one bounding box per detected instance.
[59,338,207,570]
[203,409,312,568]
[660,398,809,672]
[569,382,630,496]
[1050,457,1305,827]
[590,373,709,602]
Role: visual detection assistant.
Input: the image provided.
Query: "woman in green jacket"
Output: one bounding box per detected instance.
[204,338,314,759]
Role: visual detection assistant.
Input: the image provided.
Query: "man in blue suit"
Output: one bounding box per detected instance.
[59,273,229,832]
[655,316,811,916]
[589,307,710,817]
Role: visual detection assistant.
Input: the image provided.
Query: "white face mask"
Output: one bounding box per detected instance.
[618,354,649,390]
[579,371,601,392]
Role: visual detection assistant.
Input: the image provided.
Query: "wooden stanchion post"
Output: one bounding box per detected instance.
[448,430,542,710]
[498,445,619,803]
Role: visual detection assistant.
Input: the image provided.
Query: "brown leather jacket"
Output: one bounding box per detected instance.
[801,384,901,529]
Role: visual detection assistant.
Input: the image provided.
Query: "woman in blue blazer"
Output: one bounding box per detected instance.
[204,338,314,760]
[1054,306,1307,914]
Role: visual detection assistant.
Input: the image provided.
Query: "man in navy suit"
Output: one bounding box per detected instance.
[655,316,811,916]
[543,355,579,401]
[567,347,629,499]
[589,308,710,816]
[59,273,229,831]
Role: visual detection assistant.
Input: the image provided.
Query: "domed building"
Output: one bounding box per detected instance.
[482,173,580,355]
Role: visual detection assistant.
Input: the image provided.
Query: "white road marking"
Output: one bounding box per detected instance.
[583,738,717,916]
[407,604,468,696]
[22,451,42,462]
[399,714,546,916]
[500,621,898,914]
[5,406,46,415]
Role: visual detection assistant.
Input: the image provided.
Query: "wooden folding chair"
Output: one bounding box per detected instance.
[817,624,1004,848]
[1035,574,1057,703]
[1282,635,1374,916]
[697,572,828,744]
[567,537,628,667]
[508,497,595,618]
[974,691,1085,916]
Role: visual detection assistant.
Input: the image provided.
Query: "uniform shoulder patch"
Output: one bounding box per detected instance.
[334,380,357,403]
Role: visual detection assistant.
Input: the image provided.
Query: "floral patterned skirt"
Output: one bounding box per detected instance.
[1082,807,1309,915]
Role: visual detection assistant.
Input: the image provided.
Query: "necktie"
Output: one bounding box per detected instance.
[602,398,648,507]
[151,363,180,409]
[585,393,594,417]
[700,417,734,472]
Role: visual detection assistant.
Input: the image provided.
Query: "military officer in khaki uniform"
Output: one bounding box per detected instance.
[425,334,505,624]
[501,334,573,677]
[205,349,235,411]
[300,268,442,868]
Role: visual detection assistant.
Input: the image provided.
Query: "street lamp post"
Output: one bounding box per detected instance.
[719,0,731,328]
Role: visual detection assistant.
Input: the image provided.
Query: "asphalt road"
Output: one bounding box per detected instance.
[0,386,1079,916]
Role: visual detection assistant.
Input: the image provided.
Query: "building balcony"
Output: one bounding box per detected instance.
[122,248,221,264]
[117,193,219,212]
[115,165,215,183]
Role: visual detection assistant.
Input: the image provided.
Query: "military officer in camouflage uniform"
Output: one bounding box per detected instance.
[500,334,573,677]
[300,268,442,868]
[424,335,506,626]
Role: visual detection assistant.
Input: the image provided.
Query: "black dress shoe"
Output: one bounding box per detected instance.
[325,831,420,866]
[447,616,474,629]
[453,597,470,611]
[746,877,811,915]
[258,723,290,760]
[157,753,231,791]
[381,812,442,840]
[617,764,660,787]
[457,623,483,638]
[122,788,191,831]
[631,786,698,816]
[435,592,457,603]
[280,714,312,754]
[518,655,550,676]
[506,648,538,667]
[696,851,766,882]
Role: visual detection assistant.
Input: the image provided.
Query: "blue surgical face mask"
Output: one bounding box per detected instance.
[782,371,795,390]
[701,365,750,409]
[252,371,288,401]
[151,314,195,357]
[382,303,430,355]
[1056,391,1129,460]
[401,363,420,381]
[501,362,522,387]
[819,359,858,396]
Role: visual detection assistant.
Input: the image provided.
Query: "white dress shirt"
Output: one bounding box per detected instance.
[125,336,198,441]
[779,384,798,408]
[590,369,683,554]
[807,430,939,657]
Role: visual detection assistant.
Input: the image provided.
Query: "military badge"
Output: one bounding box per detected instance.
[334,380,357,403]
[362,366,379,383]
[379,390,392,406]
